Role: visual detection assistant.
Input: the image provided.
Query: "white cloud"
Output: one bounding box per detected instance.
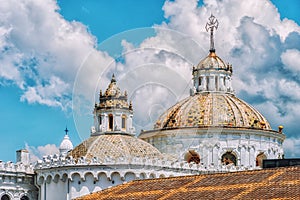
[281,49,300,74]
[163,0,300,43]
[0,0,108,110]
[283,137,300,158]
[25,143,59,163]
[21,76,70,108]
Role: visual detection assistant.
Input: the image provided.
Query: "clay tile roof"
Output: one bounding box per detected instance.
[75,166,300,200]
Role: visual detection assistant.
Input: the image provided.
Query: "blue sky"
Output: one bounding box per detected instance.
[0,0,300,162]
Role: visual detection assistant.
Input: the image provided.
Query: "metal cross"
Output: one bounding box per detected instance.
[205,14,219,52]
[64,127,69,135]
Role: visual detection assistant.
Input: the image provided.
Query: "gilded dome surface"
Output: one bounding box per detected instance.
[195,52,231,71]
[69,134,163,161]
[154,93,271,130]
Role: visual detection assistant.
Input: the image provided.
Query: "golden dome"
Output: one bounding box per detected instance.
[68,134,163,161]
[153,93,271,130]
[195,52,232,71]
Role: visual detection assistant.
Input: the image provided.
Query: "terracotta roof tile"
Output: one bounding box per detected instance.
[115,176,196,194]
[186,170,276,188]
[167,188,245,200]
[75,166,300,200]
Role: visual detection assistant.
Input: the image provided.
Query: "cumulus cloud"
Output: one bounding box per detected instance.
[283,137,300,158]
[25,143,59,163]
[20,76,70,108]
[281,49,300,75]
[0,0,110,109]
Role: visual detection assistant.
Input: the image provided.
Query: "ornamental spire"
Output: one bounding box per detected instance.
[205,14,219,52]
[111,73,116,83]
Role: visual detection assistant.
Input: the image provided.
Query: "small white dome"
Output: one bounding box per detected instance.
[59,134,73,154]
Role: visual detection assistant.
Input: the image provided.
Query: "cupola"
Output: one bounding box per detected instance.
[92,74,135,136]
[191,14,233,95]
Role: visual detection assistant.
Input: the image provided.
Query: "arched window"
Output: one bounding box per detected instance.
[98,115,102,125]
[206,76,209,91]
[121,115,126,130]
[256,153,267,167]
[108,114,113,130]
[1,194,10,200]
[199,77,202,86]
[184,150,200,164]
[21,196,29,200]
[221,152,237,166]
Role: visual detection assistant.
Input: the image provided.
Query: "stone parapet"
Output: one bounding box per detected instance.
[0,160,34,174]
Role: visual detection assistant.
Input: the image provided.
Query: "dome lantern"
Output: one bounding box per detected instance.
[191,15,234,95]
[92,74,135,136]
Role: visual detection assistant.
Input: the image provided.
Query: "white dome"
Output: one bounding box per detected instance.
[59,134,73,154]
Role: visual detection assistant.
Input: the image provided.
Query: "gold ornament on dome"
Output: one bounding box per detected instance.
[154,93,272,130]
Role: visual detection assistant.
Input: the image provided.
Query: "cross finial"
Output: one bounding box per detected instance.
[64,127,69,135]
[111,73,116,83]
[205,14,219,52]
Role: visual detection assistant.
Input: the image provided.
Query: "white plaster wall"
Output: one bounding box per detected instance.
[36,165,187,200]
[0,167,37,200]
[142,128,285,168]
[45,180,67,200]
[94,109,134,134]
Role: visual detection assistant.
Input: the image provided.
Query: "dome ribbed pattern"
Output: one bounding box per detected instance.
[154,93,271,130]
[69,134,162,161]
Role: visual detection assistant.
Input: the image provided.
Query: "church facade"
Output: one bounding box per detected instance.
[0,15,285,200]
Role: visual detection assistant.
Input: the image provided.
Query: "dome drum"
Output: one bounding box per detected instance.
[139,127,285,167]
[191,52,234,94]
